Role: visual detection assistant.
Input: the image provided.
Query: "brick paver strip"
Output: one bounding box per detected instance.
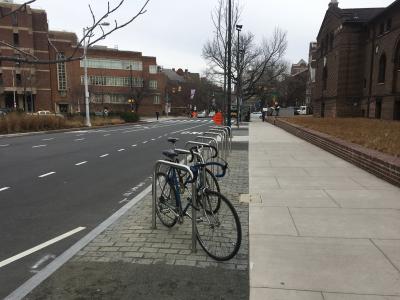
[73,150,249,270]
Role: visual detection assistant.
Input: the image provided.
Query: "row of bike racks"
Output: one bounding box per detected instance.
[151,125,233,252]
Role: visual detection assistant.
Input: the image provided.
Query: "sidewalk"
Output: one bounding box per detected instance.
[249,121,400,299]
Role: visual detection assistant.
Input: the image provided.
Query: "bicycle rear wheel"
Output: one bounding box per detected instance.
[155,172,178,227]
[195,190,241,261]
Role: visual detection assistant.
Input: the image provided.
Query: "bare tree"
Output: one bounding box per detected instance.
[203,1,287,103]
[0,0,150,64]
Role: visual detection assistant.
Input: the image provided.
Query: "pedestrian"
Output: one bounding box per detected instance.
[156,111,159,120]
[275,104,280,116]
[261,110,266,122]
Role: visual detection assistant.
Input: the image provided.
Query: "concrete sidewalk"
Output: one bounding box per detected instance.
[249,121,400,299]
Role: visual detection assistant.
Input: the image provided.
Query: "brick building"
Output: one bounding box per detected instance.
[161,68,200,115]
[312,0,400,120]
[0,0,165,116]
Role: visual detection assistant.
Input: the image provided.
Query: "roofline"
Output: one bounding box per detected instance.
[369,0,399,23]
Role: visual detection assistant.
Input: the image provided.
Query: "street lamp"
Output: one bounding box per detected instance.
[83,22,109,127]
[236,24,242,128]
[227,0,232,127]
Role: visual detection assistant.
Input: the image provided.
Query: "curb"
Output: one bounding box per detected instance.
[268,117,400,187]
[5,184,152,300]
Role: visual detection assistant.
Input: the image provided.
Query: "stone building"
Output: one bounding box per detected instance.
[0,0,165,116]
[312,0,400,120]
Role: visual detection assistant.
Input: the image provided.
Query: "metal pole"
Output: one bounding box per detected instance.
[236,27,240,129]
[83,28,91,127]
[227,0,232,127]
[12,69,16,109]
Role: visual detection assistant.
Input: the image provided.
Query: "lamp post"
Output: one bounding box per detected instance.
[83,23,109,127]
[236,24,242,128]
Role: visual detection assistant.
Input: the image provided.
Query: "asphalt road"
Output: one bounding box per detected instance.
[0,118,213,298]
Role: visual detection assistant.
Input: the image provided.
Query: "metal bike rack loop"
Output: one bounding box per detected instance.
[152,160,197,252]
[209,128,229,158]
[211,126,232,153]
[203,131,225,159]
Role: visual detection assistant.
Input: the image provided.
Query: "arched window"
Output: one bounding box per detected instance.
[378,54,386,83]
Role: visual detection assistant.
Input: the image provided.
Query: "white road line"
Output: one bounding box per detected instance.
[32,145,47,148]
[158,136,162,139]
[119,198,129,204]
[75,161,88,166]
[42,138,54,141]
[142,141,148,144]
[0,187,10,192]
[118,148,125,152]
[0,144,10,147]
[31,254,56,272]
[38,172,56,178]
[103,134,111,137]
[99,154,109,158]
[151,138,156,141]
[131,144,137,147]
[0,227,86,269]
[74,138,85,141]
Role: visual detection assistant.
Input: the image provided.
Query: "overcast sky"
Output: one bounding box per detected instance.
[28,0,394,74]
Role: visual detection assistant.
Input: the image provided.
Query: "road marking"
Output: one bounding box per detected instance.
[119,198,129,204]
[42,138,54,141]
[103,134,111,137]
[30,254,56,273]
[75,161,88,166]
[0,227,86,269]
[32,145,47,148]
[38,172,56,178]
[142,141,148,144]
[0,187,10,192]
[99,154,109,158]
[158,136,162,139]
[118,148,125,152]
[151,138,156,141]
[74,138,85,141]
[131,144,137,147]
[0,144,10,147]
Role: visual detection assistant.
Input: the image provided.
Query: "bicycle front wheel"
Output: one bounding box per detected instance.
[155,172,178,227]
[195,190,241,261]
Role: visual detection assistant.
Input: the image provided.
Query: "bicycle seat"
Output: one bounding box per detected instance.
[162,149,179,160]
[167,137,179,145]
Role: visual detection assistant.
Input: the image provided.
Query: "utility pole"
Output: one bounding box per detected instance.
[227,0,232,127]
[83,27,91,127]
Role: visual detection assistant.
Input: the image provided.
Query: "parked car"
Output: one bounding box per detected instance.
[197,111,207,118]
[250,111,262,120]
[296,106,309,115]
[0,108,11,116]
[37,110,52,115]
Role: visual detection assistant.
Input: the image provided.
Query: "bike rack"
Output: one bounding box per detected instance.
[194,136,219,162]
[152,160,197,252]
[203,131,225,160]
[211,126,232,153]
[209,128,229,158]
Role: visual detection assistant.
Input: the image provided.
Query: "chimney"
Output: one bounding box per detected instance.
[329,0,339,8]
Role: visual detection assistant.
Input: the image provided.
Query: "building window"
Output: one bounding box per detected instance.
[379,23,385,35]
[153,95,160,104]
[56,53,67,91]
[149,65,158,74]
[13,33,19,46]
[386,19,392,32]
[16,73,22,85]
[378,54,386,83]
[80,58,143,71]
[375,98,382,119]
[12,13,18,26]
[81,75,143,87]
[149,80,157,89]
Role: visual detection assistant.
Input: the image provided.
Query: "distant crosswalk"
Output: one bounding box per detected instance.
[162,119,213,124]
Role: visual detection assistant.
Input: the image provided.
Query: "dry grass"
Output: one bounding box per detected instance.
[283,116,400,157]
[0,113,125,134]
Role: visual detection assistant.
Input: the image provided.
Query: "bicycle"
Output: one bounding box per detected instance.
[166,137,222,195]
[155,147,241,261]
